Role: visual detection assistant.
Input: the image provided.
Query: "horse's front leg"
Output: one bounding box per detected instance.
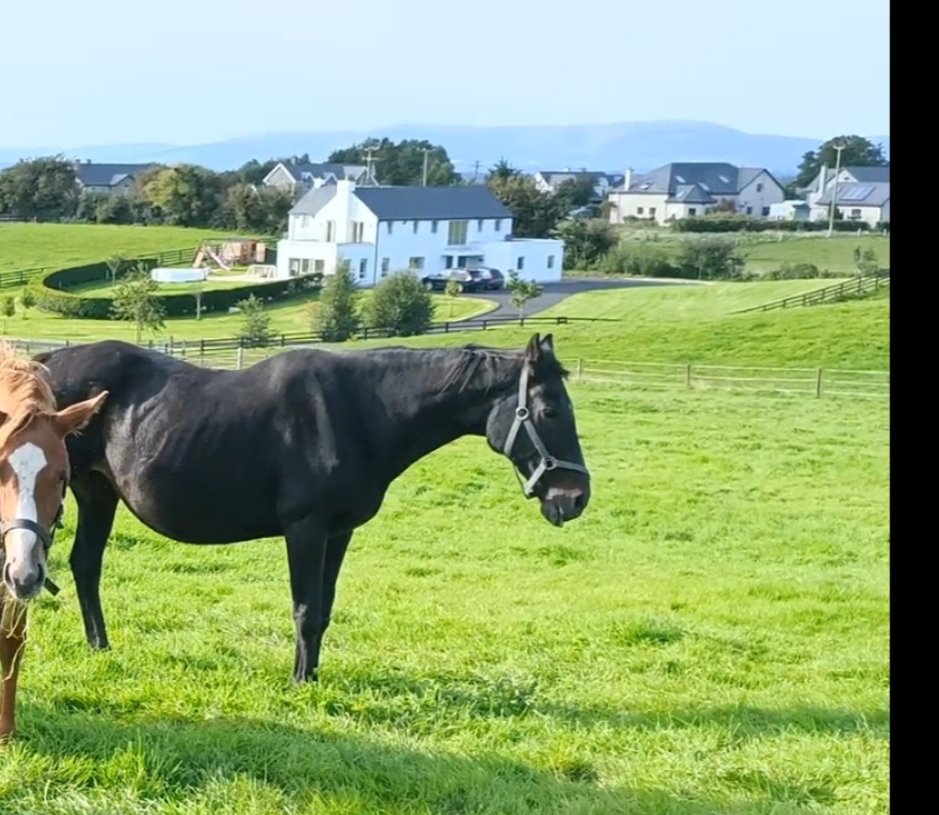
[284,514,329,684]
[0,599,27,742]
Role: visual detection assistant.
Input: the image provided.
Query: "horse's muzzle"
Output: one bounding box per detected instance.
[540,485,590,527]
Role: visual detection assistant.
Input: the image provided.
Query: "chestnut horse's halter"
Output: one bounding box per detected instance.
[0,480,65,596]
[502,363,589,498]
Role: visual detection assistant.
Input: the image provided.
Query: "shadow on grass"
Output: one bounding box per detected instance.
[14,704,815,815]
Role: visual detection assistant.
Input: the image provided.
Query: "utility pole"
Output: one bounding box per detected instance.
[827,142,845,237]
[473,160,480,183]
[364,145,379,184]
[420,148,431,186]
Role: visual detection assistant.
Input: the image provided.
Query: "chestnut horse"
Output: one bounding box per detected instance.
[0,343,107,741]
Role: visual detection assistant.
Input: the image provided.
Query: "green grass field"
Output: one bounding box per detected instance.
[609,230,891,276]
[0,224,241,273]
[4,380,889,815]
[1,280,890,813]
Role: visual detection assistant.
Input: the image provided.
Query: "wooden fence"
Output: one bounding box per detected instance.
[736,270,890,313]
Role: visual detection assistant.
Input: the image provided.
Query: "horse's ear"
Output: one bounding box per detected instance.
[52,391,108,437]
[524,333,542,364]
[540,333,555,354]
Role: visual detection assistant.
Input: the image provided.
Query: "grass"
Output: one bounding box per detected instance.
[4,382,889,814]
[0,224,244,273]
[333,282,890,371]
[602,229,891,276]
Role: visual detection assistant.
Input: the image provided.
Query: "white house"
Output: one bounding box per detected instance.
[804,165,890,227]
[73,161,158,195]
[607,162,786,225]
[275,180,565,286]
[533,170,625,201]
[262,160,376,195]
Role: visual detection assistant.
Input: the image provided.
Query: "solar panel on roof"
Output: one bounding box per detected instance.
[840,185,874,201]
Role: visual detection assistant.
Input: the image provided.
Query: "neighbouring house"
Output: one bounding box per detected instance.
[533,170,625,202]
[606,162,786,225]
[803,165,890,226]
[73,161,158,195]
[275,179,565,287]
[262,159,377,195]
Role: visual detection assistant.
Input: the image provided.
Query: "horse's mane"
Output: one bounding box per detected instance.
[0,341,56,449]
[437,342,569,394]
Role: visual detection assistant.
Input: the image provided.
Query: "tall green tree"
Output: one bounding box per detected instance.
[141,164,224,226]
[365,271,434,336]
[328,138,460,186]
[110,263,165,342]
[0,155,78,221]
[795,135,889,188]
[487,175,567,238]
[314,261,362,341]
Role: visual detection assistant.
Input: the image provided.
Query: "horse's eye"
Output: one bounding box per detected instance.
[543,407,559,420]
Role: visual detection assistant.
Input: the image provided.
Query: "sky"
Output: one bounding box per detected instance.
[0,0,889,149]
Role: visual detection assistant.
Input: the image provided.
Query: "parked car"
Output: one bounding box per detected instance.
[420,269,486,293]
[467,266,505,290]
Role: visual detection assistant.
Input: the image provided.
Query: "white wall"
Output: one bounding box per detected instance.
[275,240,337,278]
[608,193,669,224]
[736,171,786,217]
[288,185,379,243]
[483,239,564,283]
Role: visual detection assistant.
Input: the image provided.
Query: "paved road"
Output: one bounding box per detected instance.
[456,277,700,322]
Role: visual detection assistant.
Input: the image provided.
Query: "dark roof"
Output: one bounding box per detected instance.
[74,162,157,187]
[621,162,778,196]
[815,181,890,207]
[353,186,513,221]
[280,162,370,183]
[539,170,623,187]
[289,184,337,216]
[666,183,715,204]
[843,166,890,184]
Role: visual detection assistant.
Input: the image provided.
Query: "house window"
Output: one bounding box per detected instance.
[745,206,753,215]
[547,255,555,269]
[358,259,368,279]
[688,208,697,216]
[387,222,393,234]
[314,259,325,273]
[301,215,310,228]
[413,220,419,234]
[289,258,301,275]
[637,206,644,215]
[756,183,763,192]
[649,207,656,217]
[350,221,365,242]
[408,256,425,270]
[494,219,502,232]
[761,206,770,217]
[448,220,468,245]
[432,220,439,233]
[325,220,335,241]
[444,256,454,269]
[517,257,525,270]
[850,208,862,220]
[300,259,311,273]
[477,219,484,231]
[381,258,390,276]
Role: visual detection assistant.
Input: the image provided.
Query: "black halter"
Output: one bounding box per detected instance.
[502,363,589,498]
[0,485,65,596]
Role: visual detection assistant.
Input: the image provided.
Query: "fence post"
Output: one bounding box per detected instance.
[577,358,584,380]
[685,364,692,389]
[236,346,245,370]
[816,368,823,398]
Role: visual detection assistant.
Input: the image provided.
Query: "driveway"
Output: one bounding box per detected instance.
[455,277,699,322]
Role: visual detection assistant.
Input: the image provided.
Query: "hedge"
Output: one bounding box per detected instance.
[670,216,877,233]
[26,260,322,320]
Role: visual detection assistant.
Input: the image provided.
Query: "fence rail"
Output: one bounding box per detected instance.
[736,270,890,313]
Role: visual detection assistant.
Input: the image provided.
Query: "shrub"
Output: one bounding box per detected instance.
[313,262,361,341]
[601,242,677,277]
[678,236,745,280]
[365,271,433,336]
[553,218,618,269]
[671,216,872,233]
[236,294,274,346]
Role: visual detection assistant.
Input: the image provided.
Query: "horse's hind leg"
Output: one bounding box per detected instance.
[316,530,353,664]
[69,472,119,651]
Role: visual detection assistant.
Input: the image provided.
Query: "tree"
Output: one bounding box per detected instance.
[192,281,204,320]
[328,138,460,186]
[552,218,618,269]
[314,261,362,341]
[20,289,35,312]
[857,247,880,276]
[506,271,543,318]
[1,296,14,332]
[236,294,274,346]
[365,271,434,336]
[554,176,597,209]
[795,135,889,189]
[110,263,165,342]
[140,164,224,226]
[678,236,745,280]
[444,277,462,317]
[487,159,523,183]
[106,254,127,285]
[0,155,78,221]
[487,175,567,238]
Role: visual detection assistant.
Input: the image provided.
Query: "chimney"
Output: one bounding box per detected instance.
[818,163,828,193]
[624,167,633,190]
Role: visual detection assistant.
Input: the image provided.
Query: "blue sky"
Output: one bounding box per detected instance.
[0,0,889,148]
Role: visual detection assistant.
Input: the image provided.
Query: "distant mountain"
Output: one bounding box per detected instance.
[0,121,890,178]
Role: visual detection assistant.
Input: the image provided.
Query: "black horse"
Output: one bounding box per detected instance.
[34,333,590,682]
